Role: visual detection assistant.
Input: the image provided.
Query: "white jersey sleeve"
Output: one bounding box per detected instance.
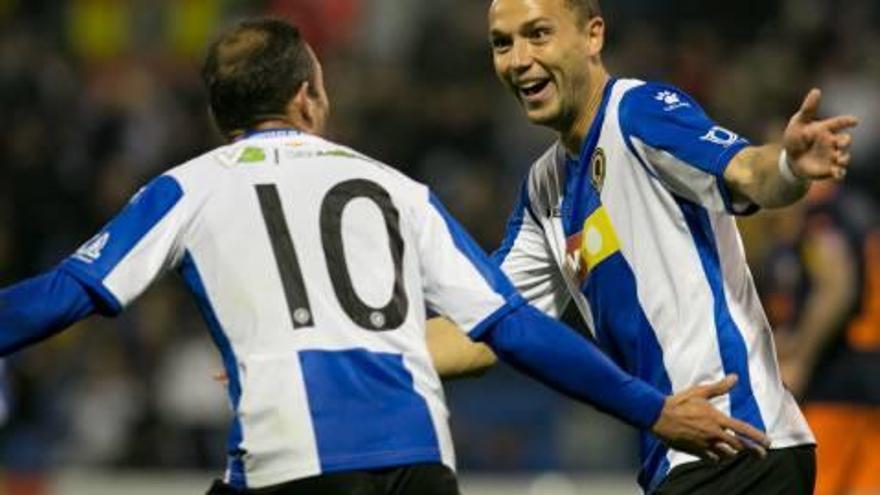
[619,82,758,215]
[415,190,525,338]
[60,175,196,314]
[493,180,571,318]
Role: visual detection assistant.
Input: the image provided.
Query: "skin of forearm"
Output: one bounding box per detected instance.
[426,317,498,379]
[794,232,857,370]
[726,144,811,209]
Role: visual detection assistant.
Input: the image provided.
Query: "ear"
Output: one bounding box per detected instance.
[289,81,318,131]
[584,16,605,57]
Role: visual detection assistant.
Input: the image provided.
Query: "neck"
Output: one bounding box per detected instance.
[229,119,307,142]
[253,119,302,132]
[560,69,610,157]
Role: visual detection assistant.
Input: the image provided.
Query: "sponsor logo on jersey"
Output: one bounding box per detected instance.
[74,232,110,264]
[216,145,268,166]
[655,90,691,111]
[564,206,621,283]
[700,125,741,147]
[239,147,267,164]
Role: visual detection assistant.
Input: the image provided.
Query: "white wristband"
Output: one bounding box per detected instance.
[778,150,805,184]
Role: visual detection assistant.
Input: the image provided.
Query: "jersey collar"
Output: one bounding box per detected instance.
[238,128,304,141]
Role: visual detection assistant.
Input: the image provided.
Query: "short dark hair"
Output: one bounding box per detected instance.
[566,0,602,24]
[202,18,316,136]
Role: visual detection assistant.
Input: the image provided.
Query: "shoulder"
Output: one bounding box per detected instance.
[158,146,233,202]
[616,79,704,124]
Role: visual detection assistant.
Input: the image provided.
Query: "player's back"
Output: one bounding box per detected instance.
[173,130,430,358]
[64,129,509,489]
[171,130,453,487]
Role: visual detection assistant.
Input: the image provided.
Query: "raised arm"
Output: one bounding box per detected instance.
[724,89,858,209]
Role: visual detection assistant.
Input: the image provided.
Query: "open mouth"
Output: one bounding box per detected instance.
[518,79,552,102]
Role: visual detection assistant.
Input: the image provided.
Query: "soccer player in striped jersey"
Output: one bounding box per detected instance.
[0,18,768,495]
[429,0,858,493]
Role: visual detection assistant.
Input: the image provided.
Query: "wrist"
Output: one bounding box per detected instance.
[778,149,810,184]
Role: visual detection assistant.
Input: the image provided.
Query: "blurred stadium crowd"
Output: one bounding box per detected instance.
[0,0,878,491]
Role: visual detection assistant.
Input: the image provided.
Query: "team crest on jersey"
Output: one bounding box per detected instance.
[74,232,110,264]
[591,147,606,194]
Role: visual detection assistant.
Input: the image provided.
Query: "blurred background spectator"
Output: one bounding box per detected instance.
[0,0,877,493]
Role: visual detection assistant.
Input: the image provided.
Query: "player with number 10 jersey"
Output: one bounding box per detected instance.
[62,128,519,487]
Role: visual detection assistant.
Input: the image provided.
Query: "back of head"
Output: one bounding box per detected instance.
[202,18,316,137]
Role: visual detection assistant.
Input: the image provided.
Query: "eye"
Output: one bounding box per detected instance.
[529,26,553,42]
[491,36,512,53]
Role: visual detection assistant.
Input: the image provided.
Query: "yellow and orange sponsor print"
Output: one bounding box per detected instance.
[565,206,622,283]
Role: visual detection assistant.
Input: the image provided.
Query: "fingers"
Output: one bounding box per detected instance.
[696,374,738,399]
[721,415,771,449]
[712,441,739,459]
[796,88,822,123]
[823,115,859,132]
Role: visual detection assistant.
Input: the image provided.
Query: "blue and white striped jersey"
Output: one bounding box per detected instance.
[495,79,814,492]
[60,130,523,489]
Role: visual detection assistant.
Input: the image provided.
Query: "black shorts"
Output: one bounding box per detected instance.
[654,445,816,495]
[206,463,460,495]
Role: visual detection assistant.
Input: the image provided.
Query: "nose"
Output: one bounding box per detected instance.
[510,38,533,72]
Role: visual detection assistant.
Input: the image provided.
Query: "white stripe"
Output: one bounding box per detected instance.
[602,83,730,471]
[500,209,571,319]
[629,138,728,213]
[710,214,815,444]
[237,353,321,488]
[403,353,456,470]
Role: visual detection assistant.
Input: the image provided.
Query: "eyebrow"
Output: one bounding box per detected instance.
[490,16,554,37]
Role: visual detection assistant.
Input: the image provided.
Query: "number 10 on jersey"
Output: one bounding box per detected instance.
[255,180,409,332]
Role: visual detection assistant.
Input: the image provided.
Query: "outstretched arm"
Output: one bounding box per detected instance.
[478,304,770,461]
[427,317,497,379]
[725,89,858,209]
[0,268,98,356]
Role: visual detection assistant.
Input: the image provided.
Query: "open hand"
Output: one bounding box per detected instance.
[651,374,771,462]
[784,88,858,181]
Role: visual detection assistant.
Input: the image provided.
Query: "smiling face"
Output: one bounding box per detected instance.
[489,0,605,133]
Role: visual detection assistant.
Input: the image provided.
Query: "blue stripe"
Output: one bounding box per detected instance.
[429,193,517,300]
[582,254,673,492]
[300,349,441,473]
[179,252,246,489]
[617,82,756,216]
[469,293,526,341]
[61,175,183,312]
[562,78,616,237]
[676,199,766,432]
[491,180,532,266]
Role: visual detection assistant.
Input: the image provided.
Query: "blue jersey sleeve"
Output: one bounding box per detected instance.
[479,304,665,430]
[0,268,97,356]
[619,82,757,215]
[418,191,525,337]
[60,175,185,314]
